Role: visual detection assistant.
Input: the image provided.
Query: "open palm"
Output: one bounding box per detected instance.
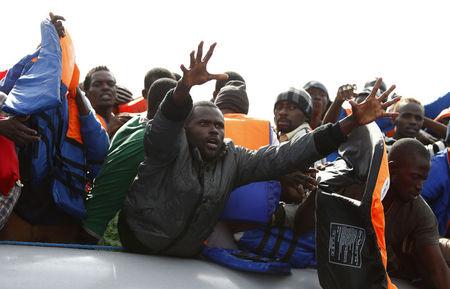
[180,41,228,89]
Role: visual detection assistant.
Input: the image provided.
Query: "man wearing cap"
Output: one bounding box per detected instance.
[274,87,322,204]
[303,81,330,129]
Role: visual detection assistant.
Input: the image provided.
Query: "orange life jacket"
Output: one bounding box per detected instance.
[224,113,272,150]
[118,96,147,114]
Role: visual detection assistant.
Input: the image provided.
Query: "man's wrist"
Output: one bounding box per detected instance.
[338,114,358,136]
[173,79,191,106]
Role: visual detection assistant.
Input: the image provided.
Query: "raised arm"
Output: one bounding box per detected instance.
[323,84,356,124]
[145,42,227,159]
[423,116,448,139]
[235,78,399,185]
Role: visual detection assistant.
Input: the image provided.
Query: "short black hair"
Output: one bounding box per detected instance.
[392,97,424,113]
[147,78,177,119]
[144,68,175,91]
[83,66,111,90]
[185,101,220,125]
[388,138,430,164]
[214,71,245,93]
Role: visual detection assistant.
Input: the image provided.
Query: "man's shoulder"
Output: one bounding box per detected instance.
[109,116,147,150]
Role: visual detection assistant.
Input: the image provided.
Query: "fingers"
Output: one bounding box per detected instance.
[13,119,38,136]
[367,77,383,99]
[18,130,40,144]
[381,96,401,110]
[377,84,396,102]
[203,42,217,63]
[209,73,228,81]
[180,64,188,74]
[195,41,204,63]
[337,84,356,101]
[189,51,195,68]
[49,12,66,23]
[383,112,399,120]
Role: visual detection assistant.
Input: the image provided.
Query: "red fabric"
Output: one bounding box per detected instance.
[0,70,7,80]
[0,118,19,196]
[118,96,147,114]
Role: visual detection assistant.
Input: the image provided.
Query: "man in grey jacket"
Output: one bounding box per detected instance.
[119,41,399,257]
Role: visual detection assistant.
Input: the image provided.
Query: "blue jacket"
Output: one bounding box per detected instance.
[422,149,450,236]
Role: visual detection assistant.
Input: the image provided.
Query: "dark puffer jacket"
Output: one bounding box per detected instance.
[123,89,346,257]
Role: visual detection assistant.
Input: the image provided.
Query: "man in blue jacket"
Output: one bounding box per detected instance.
[422,148,450,237]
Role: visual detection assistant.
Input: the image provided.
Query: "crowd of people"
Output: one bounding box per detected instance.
[1,13,450,289]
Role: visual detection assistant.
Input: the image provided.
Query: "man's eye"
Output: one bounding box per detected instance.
[107,81,116,87]
[288,105,297,110]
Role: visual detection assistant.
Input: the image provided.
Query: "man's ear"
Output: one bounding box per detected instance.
[388,160,398,174]
[142,89,147,99]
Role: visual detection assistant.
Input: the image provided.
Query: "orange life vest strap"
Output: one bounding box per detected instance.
[370,145,397,289]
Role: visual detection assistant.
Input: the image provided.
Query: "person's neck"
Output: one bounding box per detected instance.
[96,107,113,124]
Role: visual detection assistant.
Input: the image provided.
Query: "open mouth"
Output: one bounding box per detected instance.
[205,138,219,150]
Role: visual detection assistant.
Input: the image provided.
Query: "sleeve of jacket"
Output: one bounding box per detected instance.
[144,88,193,162]
[79,111,109,176]
[422,155,446,203]
[234,122,347,186]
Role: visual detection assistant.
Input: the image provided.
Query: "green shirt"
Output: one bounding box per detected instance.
[83,115,147,238]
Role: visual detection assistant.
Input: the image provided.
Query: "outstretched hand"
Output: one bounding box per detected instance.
[349,78,399,126]
[179,41,228,89]
[49,12,66,38]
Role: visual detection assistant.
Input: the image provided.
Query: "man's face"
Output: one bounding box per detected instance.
[86,71,117,110]
[185,106,225,162]
[394,102,424,139]
[306,87,329,116]
[390,155,430,202]
[274,100,307,134]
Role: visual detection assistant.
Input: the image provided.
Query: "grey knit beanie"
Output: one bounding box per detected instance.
[275,87,313,119]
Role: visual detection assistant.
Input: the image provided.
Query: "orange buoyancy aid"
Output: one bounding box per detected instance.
[224,113,272,150]
[118,96,147,114]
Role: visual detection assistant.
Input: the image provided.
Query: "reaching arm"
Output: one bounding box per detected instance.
[323,84,356,124]
[235,78,400,185]
[423,116,448,139]
[144,41,227,161]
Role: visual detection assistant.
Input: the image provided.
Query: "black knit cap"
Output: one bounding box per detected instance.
[303,81,329,97]
[214,80,249,114]
[274,87,313,119]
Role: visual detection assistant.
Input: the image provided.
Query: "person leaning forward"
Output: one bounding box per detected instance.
[119,41,399,257]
